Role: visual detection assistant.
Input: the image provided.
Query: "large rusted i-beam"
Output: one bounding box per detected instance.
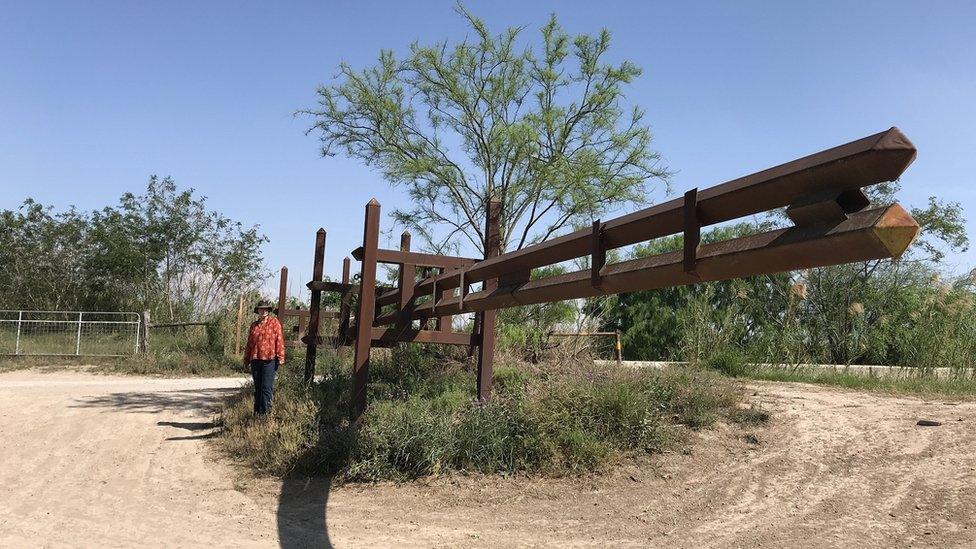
[351,199,381,422]
[476,198,502,401]
[410,127,916,297]
[304,229,326,384]
[409,204,918,317]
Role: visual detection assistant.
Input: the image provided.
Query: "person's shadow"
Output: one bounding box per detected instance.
[276,475,334,548]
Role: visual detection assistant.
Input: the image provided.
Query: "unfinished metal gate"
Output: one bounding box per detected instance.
[298,127,921,422]
[0,310,141,357]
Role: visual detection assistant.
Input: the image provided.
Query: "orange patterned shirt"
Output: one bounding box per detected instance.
[244,316,285,363]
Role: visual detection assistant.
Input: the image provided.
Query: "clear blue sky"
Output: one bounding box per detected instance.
[2,1,974,298]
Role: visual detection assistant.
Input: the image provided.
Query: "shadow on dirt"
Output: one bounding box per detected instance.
[277,476,334,548]
[71,387,239,414]
[156,420,220,441]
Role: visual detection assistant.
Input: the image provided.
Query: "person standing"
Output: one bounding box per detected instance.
[243,300,285,416]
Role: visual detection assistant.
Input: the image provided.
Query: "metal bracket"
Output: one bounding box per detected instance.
[591,219,606,287]
[684,188,701,275]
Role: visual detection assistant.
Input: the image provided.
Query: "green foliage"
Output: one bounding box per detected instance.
[303,5,668,254]
[218,354,746,480]
[0,177,267,321]
[498,265,576,362]
[600,193,973,372]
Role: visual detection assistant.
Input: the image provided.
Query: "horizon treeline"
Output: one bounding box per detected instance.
[0,176,267,321]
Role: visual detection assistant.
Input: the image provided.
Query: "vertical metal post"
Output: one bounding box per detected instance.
[15,310,22,356]
[338,257,352,343]
[351,199,381,422]
[304,229,326,384]
[418,267,431,330]
[140,310,151,353]
[436,267,453,332]
[75,311,83,356]
[477,198,502,401]
[683,188,701,275]
[615,330,623,364]
[277,266,288,318]
[133,312,140,355]
[396,231,414,328]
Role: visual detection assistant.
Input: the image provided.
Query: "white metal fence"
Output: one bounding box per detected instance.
[0,310,140,357]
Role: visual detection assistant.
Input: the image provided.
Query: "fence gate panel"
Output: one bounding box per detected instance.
[0,311,141,357]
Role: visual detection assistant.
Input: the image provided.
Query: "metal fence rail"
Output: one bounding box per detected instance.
[0,310,140,357]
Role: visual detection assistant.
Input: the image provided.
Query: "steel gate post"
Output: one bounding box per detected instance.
[277,267,288,318]
[304,229,326,384]
[476,198,501,401]
[75,312,83,356]
[338,257,352,348]
[351,199,381,422]
[15,311,22,355]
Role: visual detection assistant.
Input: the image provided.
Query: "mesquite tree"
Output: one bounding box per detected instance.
[304,6,669,255]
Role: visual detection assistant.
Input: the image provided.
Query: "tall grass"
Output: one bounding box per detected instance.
[217,346,755,480]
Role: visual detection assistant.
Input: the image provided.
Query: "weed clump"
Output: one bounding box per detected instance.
[218,346,749,480]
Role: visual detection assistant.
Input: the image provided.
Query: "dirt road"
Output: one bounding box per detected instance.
[1,369,974,548]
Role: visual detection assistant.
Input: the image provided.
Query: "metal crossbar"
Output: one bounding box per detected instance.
[0,310,140,357]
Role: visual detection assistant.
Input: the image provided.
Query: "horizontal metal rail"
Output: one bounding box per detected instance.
[408,204,918,317]
[408,127,916,297]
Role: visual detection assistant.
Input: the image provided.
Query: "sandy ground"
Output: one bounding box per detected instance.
[1,369,974,548]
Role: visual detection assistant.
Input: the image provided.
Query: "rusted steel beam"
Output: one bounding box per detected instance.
[279,309,339,320]
[305,327,479,347]
[435,267,453,332]
[351,199,381,422]
[408,204,918,318]
[276,267,288,316]
[786,188,871,226]
[411,127,916,297]
[338,257,352,344]
[683,188,700,274]
[369,327,479,346]
[303,229,326,385]
[591,220,606,287]
[307,280,393,294]
[477,198,502,401]
[397,232,415,328]
[307,280,353,293]
[351,246,480,269]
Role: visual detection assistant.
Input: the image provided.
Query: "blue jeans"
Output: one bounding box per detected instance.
[250,359,277,415]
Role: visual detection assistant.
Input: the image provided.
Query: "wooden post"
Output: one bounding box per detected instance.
[233,295,244,356]
[139,310,151,353]
[476,198,501,401]
[397,231,414,329]
[351,199,381,422]
[304,229,326,384]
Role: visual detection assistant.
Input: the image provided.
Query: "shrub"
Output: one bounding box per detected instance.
[217,351,749,481]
